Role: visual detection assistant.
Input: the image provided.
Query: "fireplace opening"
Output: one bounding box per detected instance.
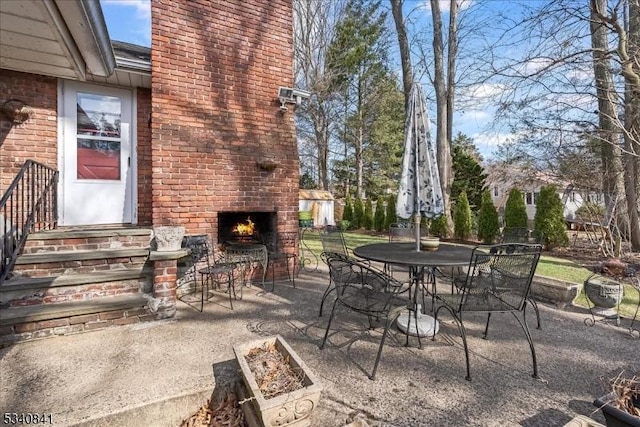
[218,211,277,245]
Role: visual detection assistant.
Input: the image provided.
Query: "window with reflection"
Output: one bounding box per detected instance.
[76,93,121,180]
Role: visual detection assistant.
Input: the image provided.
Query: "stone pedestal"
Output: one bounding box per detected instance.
[149,249,190,319]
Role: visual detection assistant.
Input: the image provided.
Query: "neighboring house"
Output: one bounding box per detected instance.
[484,164,603,225]
[0,0,298,339]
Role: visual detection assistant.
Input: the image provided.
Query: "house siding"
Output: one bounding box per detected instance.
[150,0,299,237]
[0,70,58,188]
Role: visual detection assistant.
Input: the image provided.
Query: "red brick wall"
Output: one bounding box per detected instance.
[137,88,153,225]
[0,70,58,188]
[150,0,299,238]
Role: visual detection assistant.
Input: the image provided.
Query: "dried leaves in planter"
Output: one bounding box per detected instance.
[610,373,640,416]
[244,342,305,399]
[179,393,244,427]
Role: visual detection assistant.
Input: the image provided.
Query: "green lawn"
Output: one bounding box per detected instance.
[300,230,639,318]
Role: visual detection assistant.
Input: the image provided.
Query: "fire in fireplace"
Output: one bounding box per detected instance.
[232,217,256,237]
[218,211,276,244]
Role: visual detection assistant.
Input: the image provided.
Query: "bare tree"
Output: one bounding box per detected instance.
[429,0,456,232]
[390,0,412,113]
[590,0,628,252]
[591,0,640,250]
[483,0,639,252]
[293,0,346,190]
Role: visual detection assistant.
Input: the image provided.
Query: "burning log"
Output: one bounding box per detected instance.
[233,217,255,236]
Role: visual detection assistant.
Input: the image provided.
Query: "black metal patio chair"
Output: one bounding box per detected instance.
[320,255,410,380]
[500,228,544,329]
[263,231,299,291]
[318,227,372,317]
[433,243,542,381]
[190,238,247,310]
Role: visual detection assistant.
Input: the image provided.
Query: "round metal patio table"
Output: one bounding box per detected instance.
[353,242,474,347]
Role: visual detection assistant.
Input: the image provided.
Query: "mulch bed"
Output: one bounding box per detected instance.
[179,394,244,427]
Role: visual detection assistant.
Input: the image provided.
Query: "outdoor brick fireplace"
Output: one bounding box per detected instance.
[150,1,299,240]
[148,0,300,304]
[218,211,277,244]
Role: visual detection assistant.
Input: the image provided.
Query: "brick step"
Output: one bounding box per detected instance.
[1,267,153,307]
[0,294,152,345]
[12,248,150,278]
[23,227,152,254]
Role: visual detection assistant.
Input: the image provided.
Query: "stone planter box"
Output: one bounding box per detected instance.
[593,393,640,427]
[233,335,322,427]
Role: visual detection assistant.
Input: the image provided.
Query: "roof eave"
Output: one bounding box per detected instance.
[54,0,116,77]
[115,57,151,74]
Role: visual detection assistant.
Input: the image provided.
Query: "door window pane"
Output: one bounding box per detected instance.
[76,93,121,180]
[77,139,121,180]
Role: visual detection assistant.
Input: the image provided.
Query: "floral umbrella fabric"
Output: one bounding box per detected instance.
[396,84,444,250]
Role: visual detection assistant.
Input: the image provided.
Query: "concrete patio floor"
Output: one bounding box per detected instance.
[1,265,638,427]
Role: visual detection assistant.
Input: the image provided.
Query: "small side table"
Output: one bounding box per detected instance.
[225,243,267,288]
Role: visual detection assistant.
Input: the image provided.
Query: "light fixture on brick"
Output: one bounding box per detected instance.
[277,86,311,113]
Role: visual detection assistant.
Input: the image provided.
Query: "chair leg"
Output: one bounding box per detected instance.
[434,305,472,381]
[270,260,276,292]
[525,297,542,329]
[511,312,539,379]
[200,273,206,313]
[370,313,401,380]
[320,299,339,350]
[228,271,234,310]
[288,256,296,288]
[319,282,336,317]
[483,313,492,339]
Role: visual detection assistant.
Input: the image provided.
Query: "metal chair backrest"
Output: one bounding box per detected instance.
[184,235,213,271]
[320,227,350,259]
[327,256,404,315]
[459,243,542,312]
[389,224,415,242]
[276,231,298,252]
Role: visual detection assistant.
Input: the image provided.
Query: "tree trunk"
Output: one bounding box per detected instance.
[390,0,413,114]
[430,0,454,234]
[354,74,364,199]
[315,118,329,190]
[446,0,458,152]
[623,0,640,250]
[590,0,627,254]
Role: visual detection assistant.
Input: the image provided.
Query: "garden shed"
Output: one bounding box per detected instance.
[299,190,335,227]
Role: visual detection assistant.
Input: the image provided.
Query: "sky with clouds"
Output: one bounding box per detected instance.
[100,0,151,47]
[98,0,556,160]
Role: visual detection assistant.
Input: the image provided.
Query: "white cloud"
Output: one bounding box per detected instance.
[102,0,150,20]
[518,57,554,75]
[472,132,516,148]
[458,109,491,123]
[421,0,475,13]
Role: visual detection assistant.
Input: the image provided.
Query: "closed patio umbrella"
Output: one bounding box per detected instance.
[396,83,444,251]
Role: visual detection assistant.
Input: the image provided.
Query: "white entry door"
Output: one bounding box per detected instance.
[60,81,135,225]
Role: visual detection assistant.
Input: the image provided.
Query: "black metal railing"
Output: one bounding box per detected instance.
[1,160,58,285]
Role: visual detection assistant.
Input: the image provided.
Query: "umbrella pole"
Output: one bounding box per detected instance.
[415,214,421,252]
[414,94,421,253]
